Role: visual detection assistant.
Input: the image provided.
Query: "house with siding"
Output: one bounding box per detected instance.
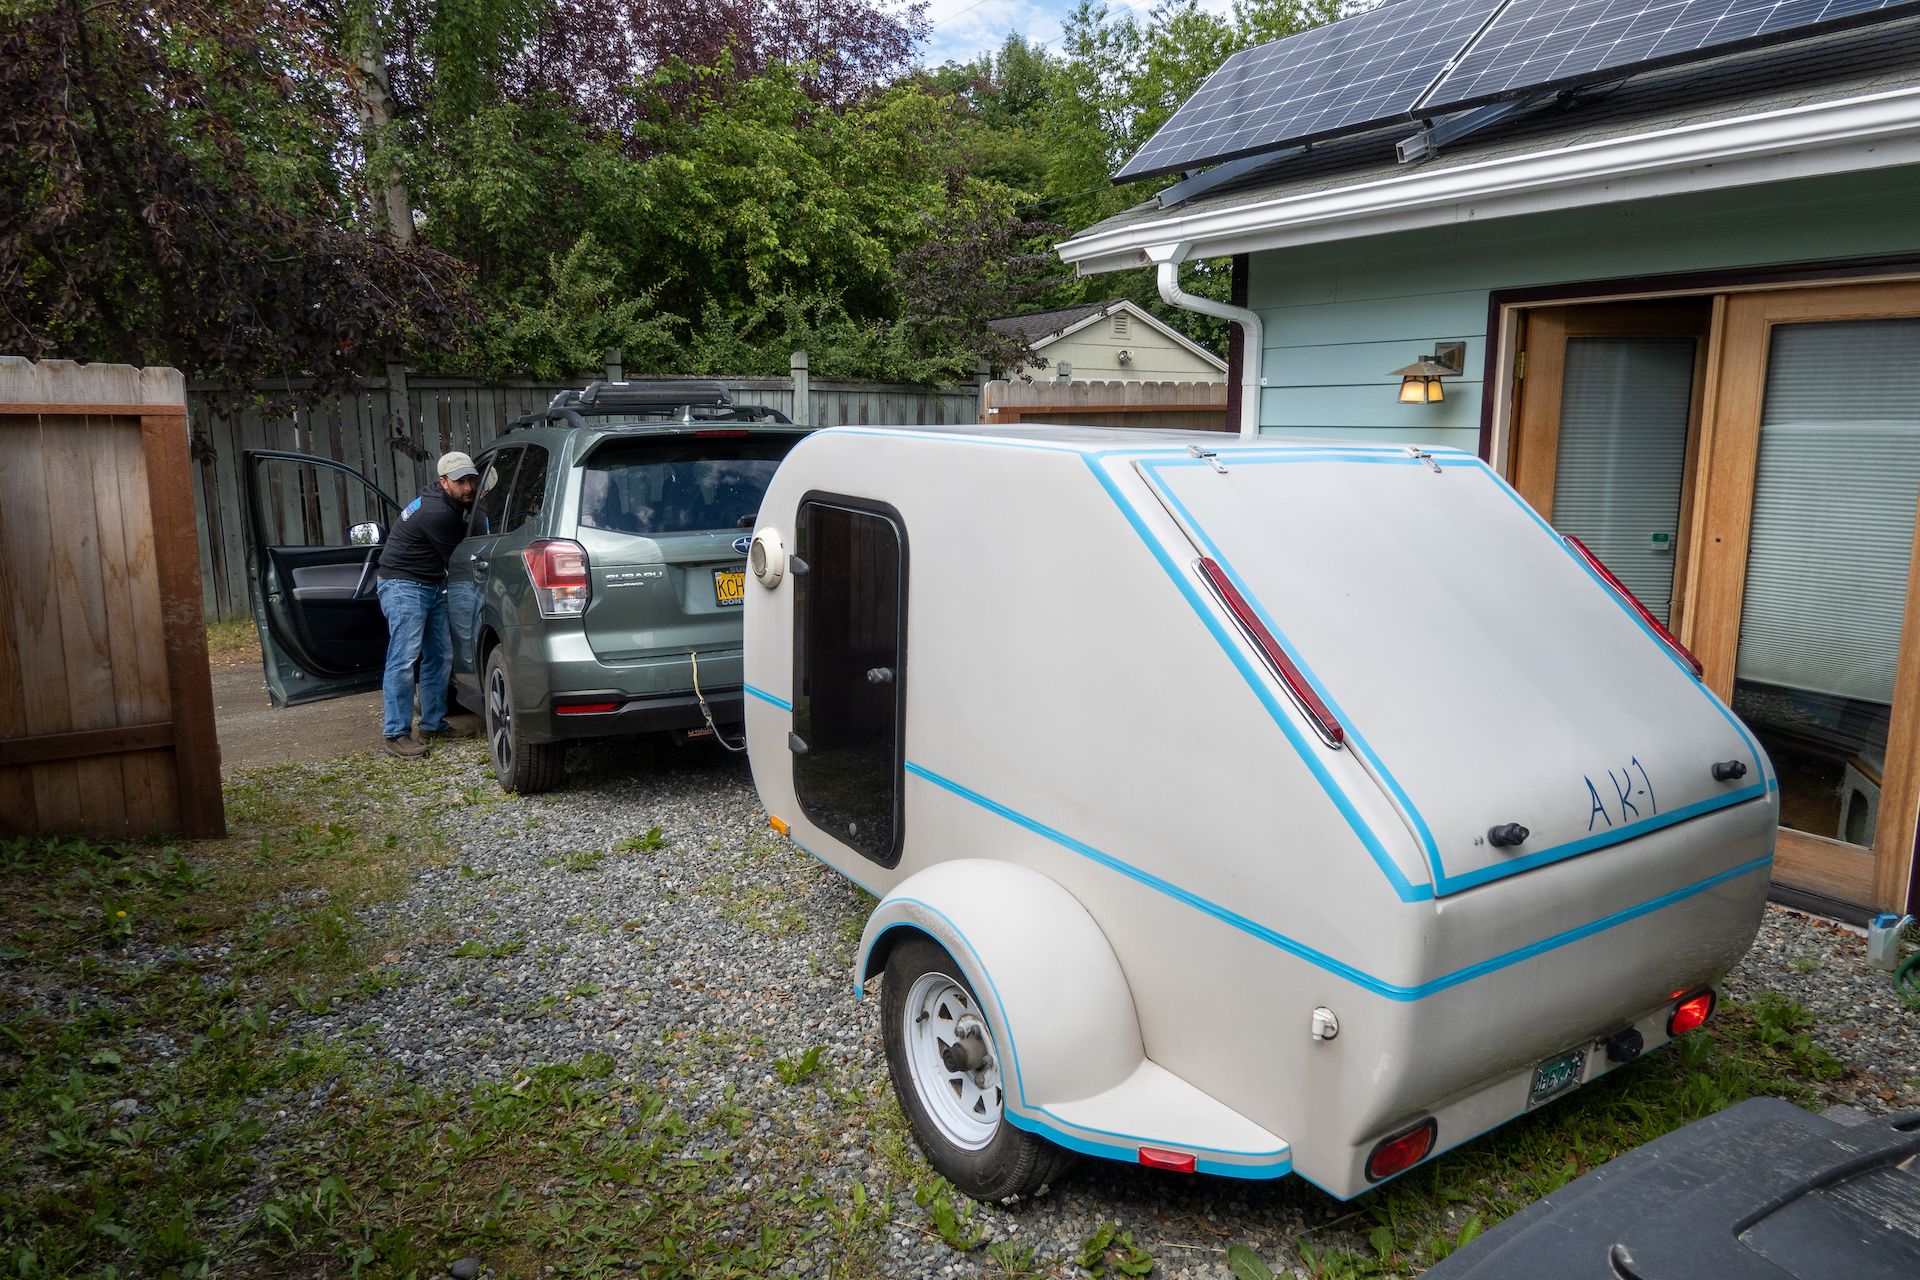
[988,300,1228,383]
[1058,9,1920,919]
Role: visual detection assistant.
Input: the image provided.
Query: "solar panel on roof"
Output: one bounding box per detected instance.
[1115,0,1509,182]
[1421,0,1920,114]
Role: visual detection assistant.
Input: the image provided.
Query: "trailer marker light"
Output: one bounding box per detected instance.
[769,816,789,836]
[1137,1147,1196,1173]
[1564,535,1703,678]
[1196,558,1345,746]
[1668,989,1715,1037]
[555,702,620,715]
[1366,1118,1436,1182]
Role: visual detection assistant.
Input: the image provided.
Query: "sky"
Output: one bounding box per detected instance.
[914,0,1237,69]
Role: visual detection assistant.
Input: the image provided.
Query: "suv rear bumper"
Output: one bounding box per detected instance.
[545,687,742,740]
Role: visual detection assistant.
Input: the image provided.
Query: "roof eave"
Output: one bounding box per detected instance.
[1057,86,1920,273]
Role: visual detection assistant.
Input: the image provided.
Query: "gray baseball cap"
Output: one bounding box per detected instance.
[437,451,479,481]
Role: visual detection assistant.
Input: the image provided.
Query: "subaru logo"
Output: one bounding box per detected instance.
[732,535,752,555]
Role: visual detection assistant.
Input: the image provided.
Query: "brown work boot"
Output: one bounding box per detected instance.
[383,733,430,759]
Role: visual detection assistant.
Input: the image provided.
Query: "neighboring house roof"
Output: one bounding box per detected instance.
[988,299,1228,371]
[1059,15,1920,273]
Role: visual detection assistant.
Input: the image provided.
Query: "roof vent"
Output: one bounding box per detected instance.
[1113,314,1130,337]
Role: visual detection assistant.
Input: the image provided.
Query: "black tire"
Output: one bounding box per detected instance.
[881,936,1071,1202]
[484,648,564,794]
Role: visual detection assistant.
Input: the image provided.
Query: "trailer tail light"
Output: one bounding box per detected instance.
[554,702,620,716]
[523,539,590,617]
[1137,1147,1196,1173]
[1564,535,1703,678]
[1668,989,1715,1037]
[1196,557,1345,747]
[1366,1118,1436,1183]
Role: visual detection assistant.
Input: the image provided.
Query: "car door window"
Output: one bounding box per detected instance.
[503,444,550,535]
[469,448,520,536]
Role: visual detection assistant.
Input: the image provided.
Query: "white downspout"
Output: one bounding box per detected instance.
[1148,243,1262,441]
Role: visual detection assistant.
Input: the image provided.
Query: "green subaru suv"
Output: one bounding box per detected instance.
[241,381,811,792]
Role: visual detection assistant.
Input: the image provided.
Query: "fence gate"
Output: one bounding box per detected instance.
[0,358,225,839]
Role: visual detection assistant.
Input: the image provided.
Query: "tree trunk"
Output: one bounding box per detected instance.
[351,35,414,245]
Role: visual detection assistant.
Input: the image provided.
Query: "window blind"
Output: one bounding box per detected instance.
[1551,336,1697,624]
[1736,319,1920,705]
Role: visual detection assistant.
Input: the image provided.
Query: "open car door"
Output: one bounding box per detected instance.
[242,449,401,707]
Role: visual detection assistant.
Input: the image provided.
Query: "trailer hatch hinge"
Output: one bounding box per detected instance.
[1187,444,1228,473]
[1405,446,1441,474]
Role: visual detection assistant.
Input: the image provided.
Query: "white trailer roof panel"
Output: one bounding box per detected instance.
[1134,445,1770,896]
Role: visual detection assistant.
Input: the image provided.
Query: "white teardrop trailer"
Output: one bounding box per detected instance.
[740,424,1776,1203]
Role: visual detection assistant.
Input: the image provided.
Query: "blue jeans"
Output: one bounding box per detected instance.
[377,578,451,738]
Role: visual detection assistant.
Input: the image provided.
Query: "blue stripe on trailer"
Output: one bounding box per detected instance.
[743,683,791,711]
[904,759,1771,1002]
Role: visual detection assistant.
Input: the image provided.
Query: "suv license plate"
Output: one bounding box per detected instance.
[1528,1045,1587,1110]
[713,568,746,607]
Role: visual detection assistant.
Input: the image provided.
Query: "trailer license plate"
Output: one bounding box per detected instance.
[1528,1046,1587,1109]
[713,568,745,606]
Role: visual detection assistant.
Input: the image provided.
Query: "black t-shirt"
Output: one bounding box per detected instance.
[377,481,470,586]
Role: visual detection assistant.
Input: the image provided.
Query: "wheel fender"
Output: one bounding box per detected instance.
[856,859,1145,1113]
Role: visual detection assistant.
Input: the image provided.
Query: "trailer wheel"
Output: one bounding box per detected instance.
[881,936,1070,1202]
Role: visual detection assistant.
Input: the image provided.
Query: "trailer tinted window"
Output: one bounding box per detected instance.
[578,435,797,535]
[793,499,906,867]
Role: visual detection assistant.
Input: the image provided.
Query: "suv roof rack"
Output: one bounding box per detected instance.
[504,380,793,431]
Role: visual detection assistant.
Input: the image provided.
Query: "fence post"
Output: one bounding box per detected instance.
[789,350,810,426]
[384,360,410,449]
[604,347,622,382]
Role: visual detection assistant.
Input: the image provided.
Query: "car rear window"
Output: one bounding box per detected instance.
[578,434,800,535]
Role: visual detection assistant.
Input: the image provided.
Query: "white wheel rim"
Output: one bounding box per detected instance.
[903,970,1003,1150]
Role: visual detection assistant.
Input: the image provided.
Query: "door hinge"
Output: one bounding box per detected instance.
[1515,350,1527,380]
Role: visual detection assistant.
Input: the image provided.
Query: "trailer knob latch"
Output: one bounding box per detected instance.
[1487,823,1529,848]
[1311,1007,1339,1041]
[1711,760,1747,782]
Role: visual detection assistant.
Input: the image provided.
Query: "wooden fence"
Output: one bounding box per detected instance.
[1,358,225,840]
[187,360,981,619]
[980,378,1228,431]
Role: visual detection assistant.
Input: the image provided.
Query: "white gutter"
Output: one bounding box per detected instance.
[1061,86,1920,274]
[1148,244,1263,440]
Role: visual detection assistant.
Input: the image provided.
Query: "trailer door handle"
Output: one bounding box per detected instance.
[788,732,809,755]
[1711,760,1748,782]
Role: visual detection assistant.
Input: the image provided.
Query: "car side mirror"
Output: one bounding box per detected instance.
[350,521,384,545]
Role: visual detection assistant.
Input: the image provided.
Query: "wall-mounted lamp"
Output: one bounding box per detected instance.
[1390,341,1466,404]
[1117,349,1133,365]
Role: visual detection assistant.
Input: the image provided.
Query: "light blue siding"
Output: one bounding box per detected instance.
[1251,166,1920,442]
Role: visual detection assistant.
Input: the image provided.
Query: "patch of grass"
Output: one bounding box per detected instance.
[205,615,260,666]
[704,874,806,936]
[560,849,605,874]
[0,756,457,1277]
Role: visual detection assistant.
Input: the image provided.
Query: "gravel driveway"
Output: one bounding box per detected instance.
[299,740,1920,1279]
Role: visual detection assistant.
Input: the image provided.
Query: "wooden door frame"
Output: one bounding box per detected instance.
[1684,280,1920,913]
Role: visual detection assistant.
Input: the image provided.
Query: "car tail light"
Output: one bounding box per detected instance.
[1137,1147,1196,1173]
[694,428,749,438]
[1366,1118,1436,1182]
[1196,557,1344,746]
[554,702,620,716]
[1564,535,1703,678]
[523,538,590,618]
[1668,989,1715,1037]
